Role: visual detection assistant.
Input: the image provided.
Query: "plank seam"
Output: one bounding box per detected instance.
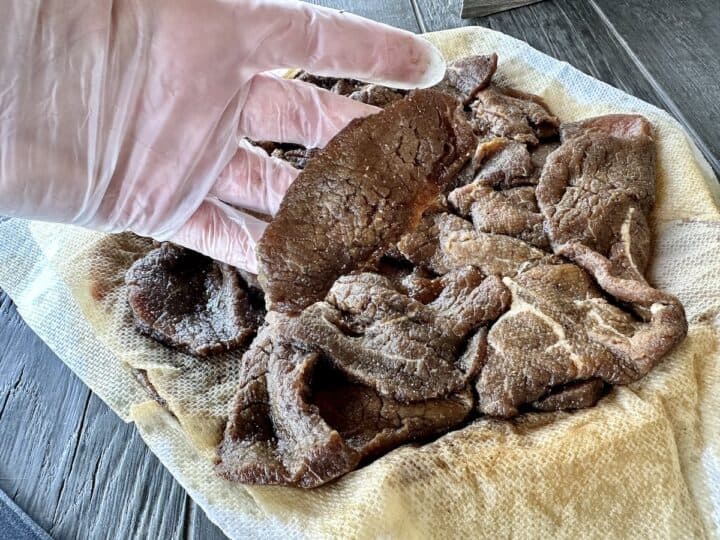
[588,0,720,175]
[50,391,92,528]
[409,0,428,33]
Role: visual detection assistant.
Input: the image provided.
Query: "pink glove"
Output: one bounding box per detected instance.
[0,0,445,272]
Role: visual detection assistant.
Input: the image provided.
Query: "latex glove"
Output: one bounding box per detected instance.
[0,0,445,273]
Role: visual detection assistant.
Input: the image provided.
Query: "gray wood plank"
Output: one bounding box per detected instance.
[0,292,227,540]
[589,0,720,173]
[305,0,421,32]
[414,0,719,176]
[461,0,545,18]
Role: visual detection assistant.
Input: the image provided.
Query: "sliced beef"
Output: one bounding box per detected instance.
[126,244,264,356]
[398,212,552,277]
[448,184,549,249]
[472,137,536,188]
[537,114,656,282]
[269,269,508,401]
[312,364,473,461]
[531,379,606,412]
[271,146,319,169]
[471,86,559,145]
[434,54,498,104]
[257,90,475,313]
[216,326,474,488]
[215,330,359,487]
[349,84,406,107]
[476,263,685,417]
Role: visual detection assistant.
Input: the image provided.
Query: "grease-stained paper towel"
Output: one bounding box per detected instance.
[0,27,718,539]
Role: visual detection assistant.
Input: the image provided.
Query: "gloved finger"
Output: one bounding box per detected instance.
[239,74,380,148]
[249,1,445,89]
[169,198,268,273]
[211,140,299,216]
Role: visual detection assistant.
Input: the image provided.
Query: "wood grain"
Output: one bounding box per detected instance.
[461,0,544,18]
[0,292,226,539]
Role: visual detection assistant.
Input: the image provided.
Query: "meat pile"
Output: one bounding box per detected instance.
[125,54,687,488]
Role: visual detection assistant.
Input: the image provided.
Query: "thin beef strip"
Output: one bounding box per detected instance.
[216,328,475,488]
[270,269,508,401]
[448,184,549,250]
[257,89,475,313]
[537,114,656,283]
[433,54,498,104]
[398,212,553,277]
[126,244,264,356]
[471,86,559,145]
[476,263,684,417]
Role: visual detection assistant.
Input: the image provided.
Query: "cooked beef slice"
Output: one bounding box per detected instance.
[126,244,264,356]
[331,78,363,96]
[476,263,685,417]
[471,86,559,145]
[268,269,508,401]
[448,184,549,249]
[530,140,560,175]
[216,328,474,488]
[312,364,473,461]
[398,212,552,276]
[215,330,360,487]
[271,146,319,169]
[434,54,498,104]
[537,114,656,282]
[349,84,406,107]
[472,137,536,188]
[531,379,606,412]
[257,90,475,313]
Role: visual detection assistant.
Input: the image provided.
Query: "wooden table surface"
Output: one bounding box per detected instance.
[1,1,718,538]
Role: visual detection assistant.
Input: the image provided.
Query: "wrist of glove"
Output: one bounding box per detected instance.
[0,0,445,273]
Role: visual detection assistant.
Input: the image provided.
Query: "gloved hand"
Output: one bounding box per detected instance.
[0,0,445,273]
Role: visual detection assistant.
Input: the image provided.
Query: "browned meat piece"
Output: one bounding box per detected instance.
[434,54,498,104]
[215,331,359,487]
[531,379,606,412]
[529,140,560,178]
[537,114,655,282]
[349,84,406,107]
[448,184,549,249]
[293,71,339,90]
[476,264,685,417]
[126,244,264,356]
[473,137,536,188]
[312,365,473,461]
[331,78,363,95]
[472,86,559,145]
[398,212,552,276]
[270,269,508,401]
[271,146,319,170]
[216,329,473,488]
[257,90,475,313]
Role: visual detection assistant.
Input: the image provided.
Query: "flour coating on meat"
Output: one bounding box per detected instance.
[270,270,507,401]
[257,90,475,313]
[126,244,264,356]
[537,114,655,282]
[215,327,475,487]
[476,264,685,417]
[471,86,559,145]
[119,56,688,489]
[398,212,552,276]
